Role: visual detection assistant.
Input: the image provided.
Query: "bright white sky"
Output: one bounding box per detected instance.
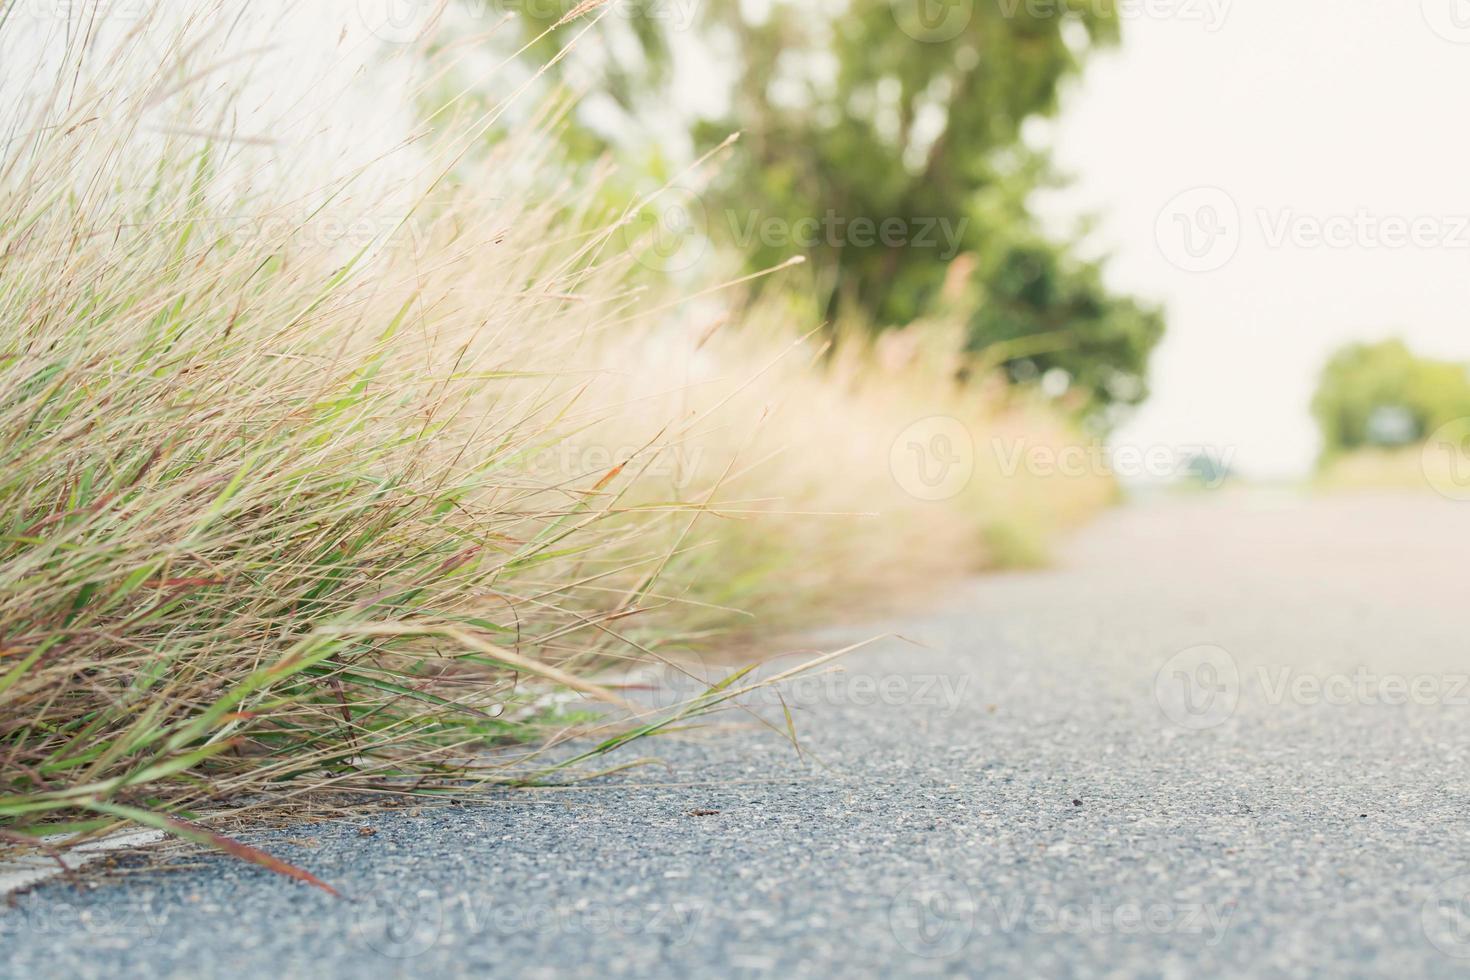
[1041,0,1470,478]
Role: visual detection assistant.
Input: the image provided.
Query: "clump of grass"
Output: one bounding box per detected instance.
[0,13,753,848]
[0,5,1116,869]
[598,306,1117,633]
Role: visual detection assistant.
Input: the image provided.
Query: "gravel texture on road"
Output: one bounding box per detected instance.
[7,492,1470,979]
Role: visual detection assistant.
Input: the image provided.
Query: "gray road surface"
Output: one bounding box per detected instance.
[7,492,1470,979]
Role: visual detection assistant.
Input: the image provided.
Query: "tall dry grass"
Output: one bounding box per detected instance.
[0,5,1112,863]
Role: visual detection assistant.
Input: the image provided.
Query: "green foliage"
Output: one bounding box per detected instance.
[686,2,1113,316]
[966,231,1165,414]
[1311,339,1470,457]
[489,0,1163,417]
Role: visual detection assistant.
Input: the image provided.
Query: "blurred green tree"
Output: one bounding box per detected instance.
[963,222,1164,417]
[488,0,1162,415]
[1311,339,1470,456]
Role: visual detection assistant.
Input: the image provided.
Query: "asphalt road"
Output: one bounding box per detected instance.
[7,492,1470,979]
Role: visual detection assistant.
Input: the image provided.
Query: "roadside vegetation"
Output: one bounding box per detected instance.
[1311,339,1470,491]
[0,4,1132,873]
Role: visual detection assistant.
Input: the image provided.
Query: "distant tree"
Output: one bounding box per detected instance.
[1311,339,1470,456]
[964,227,1165,417]
[477,0,1161,415]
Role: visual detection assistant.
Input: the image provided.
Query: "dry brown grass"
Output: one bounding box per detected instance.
[0,5,1113,866]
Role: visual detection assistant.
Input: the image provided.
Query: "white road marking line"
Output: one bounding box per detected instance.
[0,830,166,897]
